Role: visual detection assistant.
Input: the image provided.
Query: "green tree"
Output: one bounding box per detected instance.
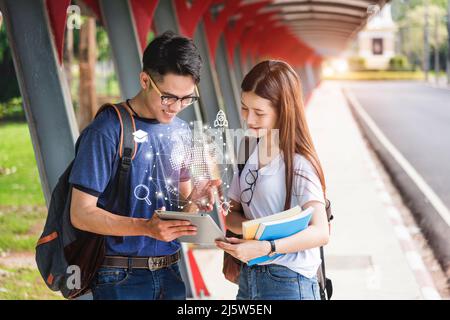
[392,0,448,20]
[392,0,448,69]
[0,15,21,103]
[96,27,111,61]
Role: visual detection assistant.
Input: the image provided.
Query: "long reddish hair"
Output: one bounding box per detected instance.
[241,60,326,210]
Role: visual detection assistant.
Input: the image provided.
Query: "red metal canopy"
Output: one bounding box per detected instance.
[44,0,388,67]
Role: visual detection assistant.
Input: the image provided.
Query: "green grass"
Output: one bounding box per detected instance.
[0,205,46,253]
[0,122,47,251]
[0,122,45,206]
[0,267,63,300]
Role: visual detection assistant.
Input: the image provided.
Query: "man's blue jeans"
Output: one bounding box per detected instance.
[91,262,186,300]
[237,264,321,300]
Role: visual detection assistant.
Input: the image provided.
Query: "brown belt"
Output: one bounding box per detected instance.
[101,251,181,271]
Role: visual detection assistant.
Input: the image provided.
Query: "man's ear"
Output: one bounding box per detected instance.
[139,71,149,90]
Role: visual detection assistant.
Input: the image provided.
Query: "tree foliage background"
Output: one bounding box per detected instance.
[391,0,449,70]
[0,18,20,103]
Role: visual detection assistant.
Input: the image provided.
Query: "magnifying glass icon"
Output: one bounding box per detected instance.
[134,184,152,206]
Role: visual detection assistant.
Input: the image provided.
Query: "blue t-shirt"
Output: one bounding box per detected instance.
[69,107,192,257]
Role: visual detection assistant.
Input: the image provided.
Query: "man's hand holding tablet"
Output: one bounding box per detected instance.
[144,206,198,242]
[155,210,227,245]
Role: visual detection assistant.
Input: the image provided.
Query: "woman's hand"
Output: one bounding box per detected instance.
[188,179,222,212]
[224,200,248,234]
[215,237,271,263]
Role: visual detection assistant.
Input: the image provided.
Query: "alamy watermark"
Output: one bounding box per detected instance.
[66,5,82,30]
[66,265,81,290]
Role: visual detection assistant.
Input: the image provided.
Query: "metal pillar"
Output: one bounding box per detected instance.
[152,0,199,122]
[447,1,450,84]
[215,37,241,129]
[313,65,321,87]
[234,46,244,86]
[152,0,203,299]
[434,13,440,84]
[213,37,240,202]
[305,62,316,97]
[239,50,249,78]
[193,21,229,232]
[424,0,430,81]
[297,67,309,100]
[153,0,178,33]
[0,0,78,205]
[194,22,222,124]
[99,0,142,100]
[245,53,253,75]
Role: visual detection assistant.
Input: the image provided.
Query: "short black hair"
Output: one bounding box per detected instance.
[142,31,202,84]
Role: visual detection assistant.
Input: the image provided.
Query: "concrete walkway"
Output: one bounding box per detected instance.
[307,81,430,299]
[193,81,437,300]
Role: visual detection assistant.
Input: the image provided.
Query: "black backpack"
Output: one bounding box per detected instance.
[35,103,136,299]
[228,136,333,300]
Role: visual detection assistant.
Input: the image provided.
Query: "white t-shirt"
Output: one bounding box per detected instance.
[227,146,326,278]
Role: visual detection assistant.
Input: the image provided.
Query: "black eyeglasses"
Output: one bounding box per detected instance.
[240,169,259,206]
[147,73,199,107]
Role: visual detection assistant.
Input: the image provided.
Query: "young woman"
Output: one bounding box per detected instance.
[215,60,329,300]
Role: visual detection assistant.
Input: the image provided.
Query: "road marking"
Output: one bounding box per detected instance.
[343,88,450,227]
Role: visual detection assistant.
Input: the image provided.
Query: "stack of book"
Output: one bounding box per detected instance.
[242,206,314,266]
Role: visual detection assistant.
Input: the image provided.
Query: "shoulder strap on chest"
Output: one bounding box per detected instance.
[95,102,137,161]
[95,103,137,233]
[237,136,259,177]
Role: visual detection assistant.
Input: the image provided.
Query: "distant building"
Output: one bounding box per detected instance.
[357,4,397,70]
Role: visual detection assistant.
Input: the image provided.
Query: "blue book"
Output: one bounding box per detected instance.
[247,207,314,266]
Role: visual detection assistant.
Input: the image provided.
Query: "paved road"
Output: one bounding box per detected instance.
[344,81,450,210]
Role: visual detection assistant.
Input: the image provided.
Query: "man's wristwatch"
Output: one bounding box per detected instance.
[268,240,277,257]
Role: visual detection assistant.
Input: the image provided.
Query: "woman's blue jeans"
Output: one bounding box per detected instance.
[237,263,321,300]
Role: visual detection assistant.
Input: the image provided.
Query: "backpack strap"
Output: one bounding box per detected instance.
[95,104,137,196]
[96,102,137,244]
[319,200,333,299]
[95,102,137,161]
[325,199,333,221]
[324,198,333,239]
[237,136,259,177]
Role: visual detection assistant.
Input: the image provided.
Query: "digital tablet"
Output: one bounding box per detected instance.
[155,210,226,244]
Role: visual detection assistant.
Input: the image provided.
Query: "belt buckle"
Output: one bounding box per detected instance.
[148,257,164,271]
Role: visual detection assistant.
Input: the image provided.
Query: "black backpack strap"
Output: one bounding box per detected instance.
[96,103,137,204]
[318,198,333,299]
[318,247,328,299]
[95,102,137,165]
[237,136,259,177]
[114,103,137,213]
[325,198,333,222]
[96,103,137,243]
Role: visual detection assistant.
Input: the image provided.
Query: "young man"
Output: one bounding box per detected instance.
[69,31,221,300]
